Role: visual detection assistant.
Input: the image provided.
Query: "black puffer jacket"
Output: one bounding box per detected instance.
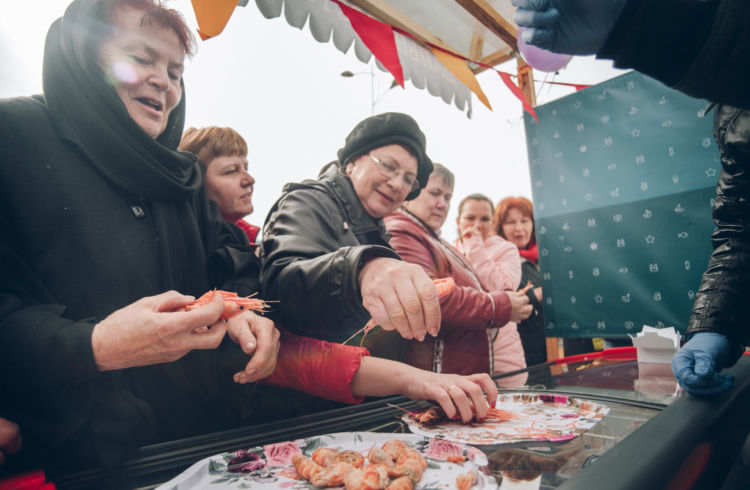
[260,164,400,343]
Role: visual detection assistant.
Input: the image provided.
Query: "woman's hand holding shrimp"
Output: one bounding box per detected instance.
[351,357,498,423]
[401,371,498,423]
[507,290,533,323]
[358,257,441,341]
[226,311,280,384]
[91,291,227,371]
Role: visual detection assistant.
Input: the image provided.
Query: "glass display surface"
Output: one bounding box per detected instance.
[146,356,677,489]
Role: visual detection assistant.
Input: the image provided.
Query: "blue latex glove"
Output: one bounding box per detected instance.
[511,0,626,55]
[671,332,735,396]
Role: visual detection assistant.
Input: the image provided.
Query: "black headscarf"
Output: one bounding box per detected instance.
[42,0,202,200]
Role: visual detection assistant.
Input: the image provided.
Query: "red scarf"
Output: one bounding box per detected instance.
[519,242,538,264]
[235,219,260,247]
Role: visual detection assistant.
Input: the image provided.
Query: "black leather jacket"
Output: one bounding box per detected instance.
[260,165,400,342]
[687,106,750,360]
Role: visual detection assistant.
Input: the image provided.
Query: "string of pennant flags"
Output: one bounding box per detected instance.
[191,0,593,122]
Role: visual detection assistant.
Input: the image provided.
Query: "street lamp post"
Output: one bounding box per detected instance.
[340,64,375,116]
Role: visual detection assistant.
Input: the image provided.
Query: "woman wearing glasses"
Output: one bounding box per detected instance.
[260,113,441,357]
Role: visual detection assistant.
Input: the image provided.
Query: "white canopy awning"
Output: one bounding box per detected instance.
[243,0,522,116]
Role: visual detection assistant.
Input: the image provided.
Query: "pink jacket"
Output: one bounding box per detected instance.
[455,235,522,292]
[385,209,512,376]
[455,236,527,387]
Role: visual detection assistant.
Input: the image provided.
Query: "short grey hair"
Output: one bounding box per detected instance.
[429,163,454,190]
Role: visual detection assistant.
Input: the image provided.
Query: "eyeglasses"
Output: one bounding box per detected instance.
[368,154,419,193]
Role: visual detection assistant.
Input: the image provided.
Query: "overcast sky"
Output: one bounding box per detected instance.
[1,0,627,243]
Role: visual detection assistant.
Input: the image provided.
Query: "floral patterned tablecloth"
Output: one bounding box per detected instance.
[156,432,497,489]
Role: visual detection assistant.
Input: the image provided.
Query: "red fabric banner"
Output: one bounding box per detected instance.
[498,71,538,123]
[332,0,404,87]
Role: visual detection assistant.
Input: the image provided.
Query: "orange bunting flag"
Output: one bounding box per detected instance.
[191,0,239,41]
[498,72,538,123]
[333,0,405,87]
[430,47,492,110]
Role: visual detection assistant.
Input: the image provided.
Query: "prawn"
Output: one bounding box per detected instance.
[367,447,394,467]
[183,289,269,319]
[389,450,427,482]
[486,408,517,422]
[388,403,448,426]
[311,447,339,467]
[456,469,476,490]
[335,449,365,468]
[386,476,414,490]
[381,439,409,462]
[311,461,355,487]
[518,281,534,295]
[344,464,390,490]
[343,277,456,346]
[291,454,323,481]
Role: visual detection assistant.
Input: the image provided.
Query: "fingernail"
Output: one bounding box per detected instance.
[245,342,255,350]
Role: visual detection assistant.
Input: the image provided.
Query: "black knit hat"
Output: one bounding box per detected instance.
[337,112,433,200]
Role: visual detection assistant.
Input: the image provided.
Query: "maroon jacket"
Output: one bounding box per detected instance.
[384,209,512,375]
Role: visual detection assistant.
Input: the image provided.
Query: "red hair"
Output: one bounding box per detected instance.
[94,0,196,56]
[494,196,536,247]
[179,126,248,165]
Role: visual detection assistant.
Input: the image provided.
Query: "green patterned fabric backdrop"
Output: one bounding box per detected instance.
[524,71,720,338]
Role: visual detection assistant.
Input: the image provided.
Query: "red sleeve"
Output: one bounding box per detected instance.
[260,330,369,404]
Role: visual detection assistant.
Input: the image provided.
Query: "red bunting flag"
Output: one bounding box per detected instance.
[332,0,404,87]
[498,71,538,123]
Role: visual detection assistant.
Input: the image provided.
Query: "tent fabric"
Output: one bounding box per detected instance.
[253,0,474,116]
[525,72,718,338]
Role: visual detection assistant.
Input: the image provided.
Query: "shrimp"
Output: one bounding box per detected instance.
[456,469,476,490]
[343,277,456,346]
[183,289,269,319]
[381,439,409,462]
[386,476,415,490]
[412,406,447,425]
[311,461,355,487]
[389,450,427,482]
[486,408,517,421]
[312,447,339,467]
[335,449,365,468]
[292,454,323,481]
[344,464,390,490]
[518,281,534,295]
[367,447,394,467]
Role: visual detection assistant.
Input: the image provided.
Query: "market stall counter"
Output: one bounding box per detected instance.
[29,350,750,489]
